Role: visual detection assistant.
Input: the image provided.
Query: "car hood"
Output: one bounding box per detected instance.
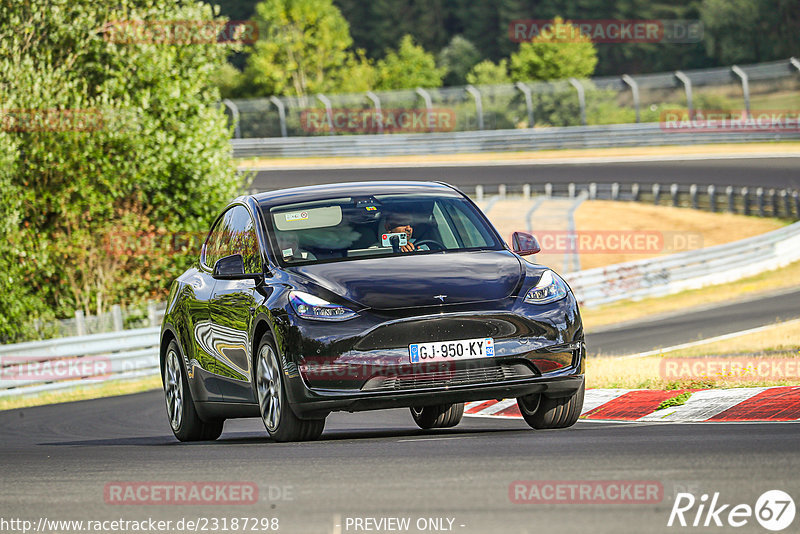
[288,250,524,310]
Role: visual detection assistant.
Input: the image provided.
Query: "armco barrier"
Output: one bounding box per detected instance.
[232,122,800,158]
[2,221,799,398]
[0,327,160,398]
[564,220,800,307]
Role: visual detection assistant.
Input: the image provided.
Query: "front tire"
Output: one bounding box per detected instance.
[517,380,585,429]
[410,403,464,429]
[163,339,224,442]
[255,335,325,442]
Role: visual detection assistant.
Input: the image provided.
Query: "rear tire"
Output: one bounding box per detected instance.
[163,339,224,442]
[410,403,464,429]
[255,334,325,442]
[517,380,585,430]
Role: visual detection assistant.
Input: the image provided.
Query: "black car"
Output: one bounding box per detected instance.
[160,181,585,442]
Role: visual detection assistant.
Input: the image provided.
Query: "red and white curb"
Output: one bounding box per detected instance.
[463,386,800,422]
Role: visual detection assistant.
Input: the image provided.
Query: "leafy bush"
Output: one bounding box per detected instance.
[0,0,244,342]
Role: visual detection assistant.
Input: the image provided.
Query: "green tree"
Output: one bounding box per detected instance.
[376,34,445,90]
[438,35,481,86]
[0,0,243,342]
[245,0,374,96]
[466,59,510,86]
[510,17,598,82]
[701,0,800,64]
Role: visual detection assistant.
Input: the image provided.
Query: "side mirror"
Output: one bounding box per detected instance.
[511,231,541,256]
[212,254,262,280]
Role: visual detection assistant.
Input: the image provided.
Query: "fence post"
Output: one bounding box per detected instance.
[611,182,620,201]
[545,183,553,197]
[222,99,241,139]
[675,71,693,117]
[770,189,778,217]
[568,183,576,198]
[782,190,791,218]
[75,310,86,337]
[742,187,750,215]
[475,185,484,201]
[731,65,751,115]
[148,301,158,328]
[112,304,123,332]
[690,184,698,209]
[589,182,597,200]
[365,91,383,134]
[670,183,679,207]
[316,93,335,134]
[621,74,640,123]
[708,185,716,212]
[523,184,531,199]
[498,184,507,199]
[726,186,735,213]
[415,88,434,132]
[756,187,764,216]
[515,82,534,128]
[568,78,587,126]
[794,191,800,219]
[631,183,640,201]
[465,85,484,131]
[652,183,661,205]
[269,96,288,137]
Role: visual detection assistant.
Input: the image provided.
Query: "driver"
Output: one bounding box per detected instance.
[383,213,428,253]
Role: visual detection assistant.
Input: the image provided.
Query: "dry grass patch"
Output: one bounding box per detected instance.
[587,320,800,389]
[0,375,161,411]
[572,200,785,270]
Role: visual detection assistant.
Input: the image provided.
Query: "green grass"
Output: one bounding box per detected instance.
[656,391,693,410]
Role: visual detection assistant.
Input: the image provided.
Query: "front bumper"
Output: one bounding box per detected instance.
[273,294,585,418]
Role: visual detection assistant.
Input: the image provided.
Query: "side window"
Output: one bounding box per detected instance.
[443,202,494,248]
[203,214,230,269]
[203,206,262,273]
[227,206,262,274]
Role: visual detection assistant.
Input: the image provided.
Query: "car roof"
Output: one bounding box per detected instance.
[252,181,462,208]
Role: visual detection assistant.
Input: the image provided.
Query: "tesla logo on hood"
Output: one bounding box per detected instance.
[434,295,447,302]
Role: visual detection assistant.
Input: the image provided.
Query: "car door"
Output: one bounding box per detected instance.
[180,211,234,402]
[208,204,263,403]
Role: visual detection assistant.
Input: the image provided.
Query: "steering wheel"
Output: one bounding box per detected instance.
[414,239,446,251]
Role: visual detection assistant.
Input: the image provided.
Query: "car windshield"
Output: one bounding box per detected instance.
[264,193,503,265]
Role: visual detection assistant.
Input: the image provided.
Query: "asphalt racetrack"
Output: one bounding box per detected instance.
[1,391,799,534]
[250,156,800,192]
[3,156,799,534]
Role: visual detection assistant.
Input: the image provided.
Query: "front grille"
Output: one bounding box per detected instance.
[354,316,530,351]
[361,363,534,391]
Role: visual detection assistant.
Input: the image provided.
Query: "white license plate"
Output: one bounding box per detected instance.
[409,338,495,364]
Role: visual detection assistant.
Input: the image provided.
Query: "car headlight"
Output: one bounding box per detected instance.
[288,291,357,321]
[523,270,568,304]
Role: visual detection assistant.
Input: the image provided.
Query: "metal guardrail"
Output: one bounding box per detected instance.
[232,122,800,158]
[565,220,800,307]
[2,221,800,398]
[0,327,160,398]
